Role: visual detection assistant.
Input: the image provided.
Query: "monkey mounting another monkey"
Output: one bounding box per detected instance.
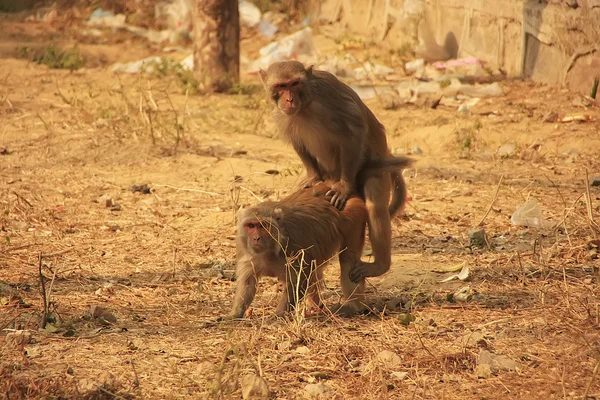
[259,60,412,283]
[220,159,412,321]
[220,182,369,320]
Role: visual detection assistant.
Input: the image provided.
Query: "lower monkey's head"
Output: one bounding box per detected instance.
[240,216,283,255]
[259,61,313,116]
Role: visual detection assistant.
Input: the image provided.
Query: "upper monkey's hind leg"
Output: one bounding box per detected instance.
[349,174,392,283]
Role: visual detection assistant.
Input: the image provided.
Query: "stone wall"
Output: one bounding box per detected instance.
[320,0,600,94]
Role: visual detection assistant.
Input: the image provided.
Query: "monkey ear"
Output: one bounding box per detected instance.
[258,69,267,84]
[305,65,314,77]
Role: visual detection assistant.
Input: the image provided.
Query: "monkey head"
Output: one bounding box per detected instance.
[238,207,286,255]
[259,61,313,116]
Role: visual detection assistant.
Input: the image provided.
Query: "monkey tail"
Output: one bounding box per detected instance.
[357,155,414,217]
[388,171,407,217]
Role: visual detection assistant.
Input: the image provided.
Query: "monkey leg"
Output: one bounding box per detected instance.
[221,267,258,320]
[275,264,310,317]
[349,174,392,283]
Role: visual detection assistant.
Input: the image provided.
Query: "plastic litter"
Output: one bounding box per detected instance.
[248,27,316,72]
[86,10,126,28]
[155,0,193,31]
[239,0,261,27]
[510,200,552,228]
[405,59,424,75]
[258,20,278,38]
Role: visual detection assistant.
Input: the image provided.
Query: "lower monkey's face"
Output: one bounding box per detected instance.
[243,220,278,254]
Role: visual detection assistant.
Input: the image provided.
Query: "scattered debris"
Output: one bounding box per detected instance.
[129,184,151,194]
[241,374,270,400]
[468,228,486,248]
[248,27,316,73]
[97,194,114,207]
[296,346,310,354]
[404,58,424,75]
[475,350,519,378]
[412,145,424,155]
[589,176,600,187]
[390,371,409,381]
[432,261,467,273]
[448,286,473,302]
[440,263,470,282]
[0,146,11,155]
[303,382,334,399]
[542,112,559,123]
[561,113,591,123]
[89,305,117,325]
[510,199,552,228]
[432,56,483,71]
[397,313,416,326]
[110,203,122,211]
[376,350,403,369]
[5,330,33,347]
[496,143,516,158]
[458,330,487,348]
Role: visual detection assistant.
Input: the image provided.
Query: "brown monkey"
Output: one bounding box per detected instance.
[259,60,411,282]
[220,182,368,320]
[220,157,412,320]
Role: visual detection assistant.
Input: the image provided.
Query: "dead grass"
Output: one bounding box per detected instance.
[2,16,600,400]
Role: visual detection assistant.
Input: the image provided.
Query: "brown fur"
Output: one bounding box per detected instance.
[220,182,368,320]
[259,60,412,282]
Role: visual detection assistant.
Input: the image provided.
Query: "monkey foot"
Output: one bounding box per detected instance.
[325,181,352,210]
[348,261,371,283]
[329,302,367,317]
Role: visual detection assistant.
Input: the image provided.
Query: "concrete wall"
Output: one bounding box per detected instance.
[321,0,600,94]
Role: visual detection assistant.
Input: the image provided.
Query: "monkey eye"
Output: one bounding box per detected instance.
[247,223,255,229]
[291,81,299,86]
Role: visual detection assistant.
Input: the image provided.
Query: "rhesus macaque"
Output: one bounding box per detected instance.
[259,60,411,283]
[220,157,412,320]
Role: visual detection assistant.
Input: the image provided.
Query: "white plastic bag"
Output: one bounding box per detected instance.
[510,200,552,228]
[239,0,262,27]
[248,27,316,72]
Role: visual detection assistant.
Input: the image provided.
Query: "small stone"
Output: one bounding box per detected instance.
[475,363,493,378]
[496,143,516,157]
[277,340,292,351]
[468,228,486,247]
[453,286,473,302]
[110,203,122,211]
[5,330,32,347]
[303,382,334,399]
[390,371,408,381]
[542,112,558,123]
[412,145,423,155]
[376,350,403,369]
[589,176,600,187]
[241,374,270,400]
[97,194,113,207]
[89,305,117,324]
[477,350,519,376]
[296,346,310,354]
[458,330,486,348]
[129,184,151,194]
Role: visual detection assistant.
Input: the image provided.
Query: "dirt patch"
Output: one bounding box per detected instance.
[2,9,600,400]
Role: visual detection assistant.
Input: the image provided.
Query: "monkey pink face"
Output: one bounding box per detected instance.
[244,220,276,253]
[271,80,305,115]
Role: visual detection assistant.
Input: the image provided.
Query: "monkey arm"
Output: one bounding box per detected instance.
[326,137,363,209]
[293,143,324,187]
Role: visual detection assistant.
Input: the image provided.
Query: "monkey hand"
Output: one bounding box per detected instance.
[325,181,353,210]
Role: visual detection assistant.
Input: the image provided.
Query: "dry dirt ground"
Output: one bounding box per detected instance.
[2,14,600,400]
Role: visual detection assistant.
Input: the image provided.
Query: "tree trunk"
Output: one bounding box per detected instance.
[193,0,240,93]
